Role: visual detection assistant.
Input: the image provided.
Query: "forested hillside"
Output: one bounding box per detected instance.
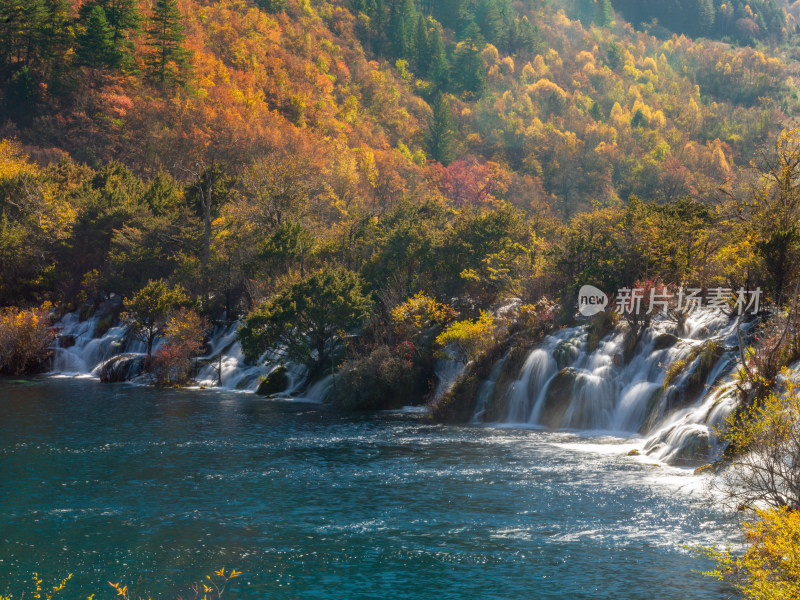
[2,0,798,310]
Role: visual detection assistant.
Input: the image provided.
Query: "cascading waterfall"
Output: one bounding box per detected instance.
[49,310,324,401]
[52,311,145,376]
[493,309,749,463]
[51,302,760,462]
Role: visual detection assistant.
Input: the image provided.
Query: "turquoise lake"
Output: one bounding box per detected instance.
[0,377,739,599]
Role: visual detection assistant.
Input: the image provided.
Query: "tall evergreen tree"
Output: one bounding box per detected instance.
[414,14,429,73]
[388,0,415,58]
[694,0,714,35]
[77,5,117,69]
[255,0,286,13]
[42,0,75,82]
[0,0,48,76]
[426,93,456,165]
[78,0,139,70]
[450,28,486,98]
[511,15,543,55]
[99,0,140,45]
[5,66,38,124]
[595,0,613,27]
[427,24,448,86]
[145,0,190,88]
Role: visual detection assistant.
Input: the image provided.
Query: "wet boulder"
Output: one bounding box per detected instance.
[257,365,289,396]
[99,353,146,383]
[539,367,579,428]
[671,430,710,465]
[652,333,679,351]
[553,339,581,370]
[57,334,76,348]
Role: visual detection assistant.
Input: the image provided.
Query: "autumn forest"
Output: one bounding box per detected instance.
[4,0,800,597]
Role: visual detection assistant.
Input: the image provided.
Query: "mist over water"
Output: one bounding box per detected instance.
[1,378,740,599]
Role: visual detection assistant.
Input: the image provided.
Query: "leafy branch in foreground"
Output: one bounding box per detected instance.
[702,508,800,600]
[1,568,242,600]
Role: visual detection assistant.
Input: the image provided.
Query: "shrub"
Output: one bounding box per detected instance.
[239,268,372,376]
[123,279,191,364]
[435,311,496,363]
[335,344,417,410]
[0,305,54,375]
[704,507,800,600]
[714,380,800,511]
[152,308,207,386]
[391,292,456,343]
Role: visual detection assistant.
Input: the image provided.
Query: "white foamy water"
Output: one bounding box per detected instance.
[491,309,753,464]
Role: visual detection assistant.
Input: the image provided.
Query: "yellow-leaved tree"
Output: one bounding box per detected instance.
[705,381,800,599]
[435,311,496,363]
[0,139,76,303]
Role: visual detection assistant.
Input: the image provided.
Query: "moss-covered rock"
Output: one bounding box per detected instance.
[587,310,618,352]
[671,430,710,464]
[257,365,289,396]
[638,385,667,434]
[553,338,582,370]
[430,335,514,422]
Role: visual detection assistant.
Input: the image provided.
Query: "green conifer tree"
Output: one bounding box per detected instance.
[427,24,448,85]
[595,0,613,27]
[145,0,190,88]
[77,5,117,69]
[426,93,457,165]
[414,14,429,72]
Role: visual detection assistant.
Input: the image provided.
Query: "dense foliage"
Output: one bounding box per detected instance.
[0,305,53,374]
[0,0,798,398]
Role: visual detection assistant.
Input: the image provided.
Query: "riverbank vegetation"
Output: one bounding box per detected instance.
[702,382,800,599]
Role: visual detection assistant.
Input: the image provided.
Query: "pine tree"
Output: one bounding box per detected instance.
[78,0,140,70]
[694,0,714,35]
[0,0,48,76]
[451,30,487,98]
[594,0,613,27]
[372,0,387,53]
[5,67,38,124]
[145,0,190,88]
[589,100,603,121]
[478,0,507,50]
[43,0,75,80]
[426,93,456,165]
[103,0,140,45]
[388,0,415,59]
[255,0,286,13]
[414,14,429,73]
[77,5,117,69]
[427,24,448,86]
[511,15,543,55]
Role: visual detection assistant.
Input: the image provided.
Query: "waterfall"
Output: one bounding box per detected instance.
[491,309,751,463]
[49,310,322,400]
[52,311,142,376]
